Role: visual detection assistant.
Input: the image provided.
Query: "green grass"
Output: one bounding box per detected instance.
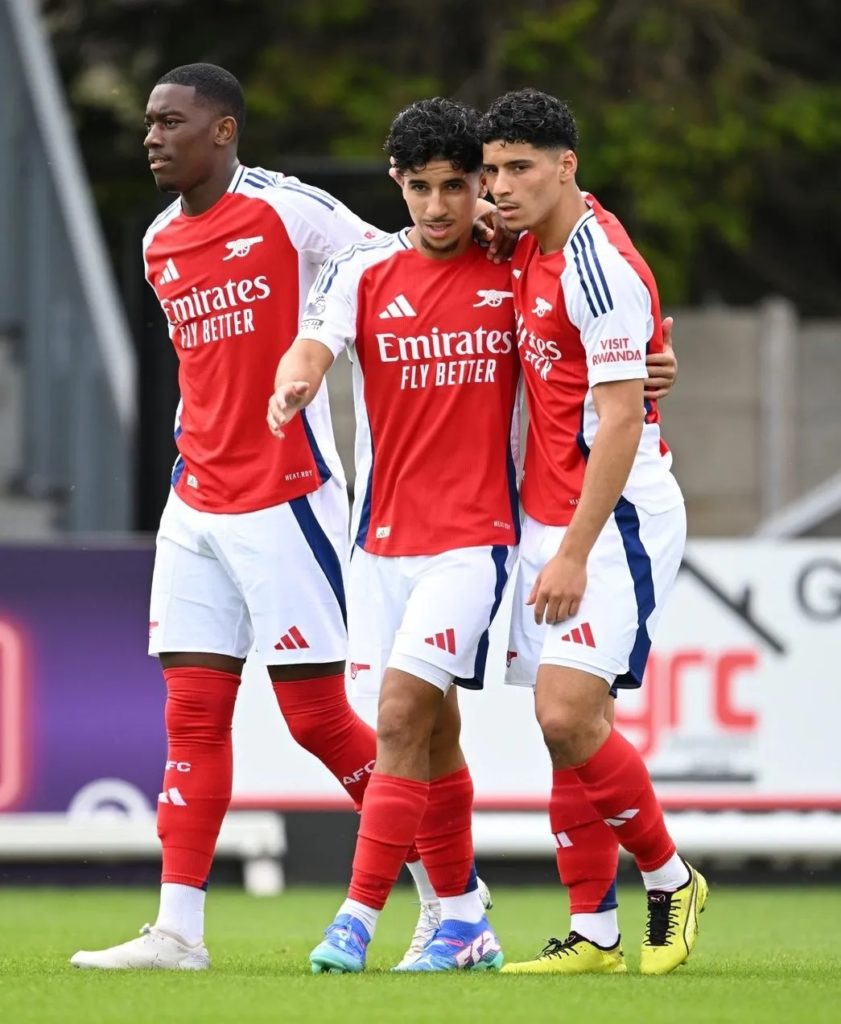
[1,886,839,1024]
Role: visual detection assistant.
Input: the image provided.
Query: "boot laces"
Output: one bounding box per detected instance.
[539,932,585,959]
[645,891,678,946]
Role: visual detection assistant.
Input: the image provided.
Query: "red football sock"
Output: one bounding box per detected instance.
[272,674,377,810]
[550,768,619,913]
[158,667,240,888]
[348,772,429,909]
[574,728,676,872]
[272,674,420,861]
[414,766,477,897]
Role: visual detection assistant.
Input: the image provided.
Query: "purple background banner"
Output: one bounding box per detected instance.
[0,544,166,813]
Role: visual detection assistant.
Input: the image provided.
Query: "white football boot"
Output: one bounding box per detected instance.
[394,876,493,969]
[70,923,210,970]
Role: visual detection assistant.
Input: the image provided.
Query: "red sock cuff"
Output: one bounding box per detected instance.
[430,765,472,791]
[271,672,345,708]
[163,666,242,688]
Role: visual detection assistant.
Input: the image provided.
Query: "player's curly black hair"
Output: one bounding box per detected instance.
[479,88,577,151]
[156,63,246,132]
[385,97,483,174]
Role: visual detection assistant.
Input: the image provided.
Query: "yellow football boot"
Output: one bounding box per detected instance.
[640,862,708,975]
[500,931,627,975]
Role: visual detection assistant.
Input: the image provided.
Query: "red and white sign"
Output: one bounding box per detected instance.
[231,541,841,812]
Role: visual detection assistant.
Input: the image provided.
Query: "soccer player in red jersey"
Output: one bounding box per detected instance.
[269,98,515,973]
[69,63,442,971]
[480,89,707,976]
[268,98,678,974]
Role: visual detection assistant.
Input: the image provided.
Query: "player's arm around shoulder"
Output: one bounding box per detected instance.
[265,175,381,262]
[268,338,335,438]
[646,316,677,400]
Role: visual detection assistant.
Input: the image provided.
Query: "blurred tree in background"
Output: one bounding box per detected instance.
[45,0,841,312]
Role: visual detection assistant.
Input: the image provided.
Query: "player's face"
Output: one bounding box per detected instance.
[144,84,226,194]
[483,141,571,233]
[402,161,482,258]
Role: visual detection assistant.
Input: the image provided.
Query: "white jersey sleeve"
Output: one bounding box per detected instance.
[241,169,380,265]
[141,198,181,290]
[563,233,653,387]
[297,233,406,358]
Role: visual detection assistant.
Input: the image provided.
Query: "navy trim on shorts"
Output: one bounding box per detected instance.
[612,496,656,689]
[457,544,510,691]
[289,493,347,626]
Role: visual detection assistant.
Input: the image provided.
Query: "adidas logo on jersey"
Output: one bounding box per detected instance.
[424,628,456,655]
[158,258,180,285]
[378,294,417,319]
[558,622,596,647]
[274,626,310,650]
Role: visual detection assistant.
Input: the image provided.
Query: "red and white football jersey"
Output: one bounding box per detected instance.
[142,165,379,513]
[512,193,683,526]
[299,232,521,556]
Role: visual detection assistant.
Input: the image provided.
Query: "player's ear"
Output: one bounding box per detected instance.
[559,148,577,183]
[478,172,489,199]
[215,115,237,147]
[388,158,405,189]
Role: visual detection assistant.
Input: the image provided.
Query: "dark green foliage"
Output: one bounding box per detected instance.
[44,0,841,309]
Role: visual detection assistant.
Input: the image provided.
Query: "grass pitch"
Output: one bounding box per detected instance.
[1,885,839,1024]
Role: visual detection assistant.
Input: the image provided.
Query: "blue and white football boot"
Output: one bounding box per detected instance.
[393,916,503,972]
[309,913,371,974]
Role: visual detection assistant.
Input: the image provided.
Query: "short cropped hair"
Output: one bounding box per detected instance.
[385,97,483,174]
[156,63,246,131]
[479,88,578,151]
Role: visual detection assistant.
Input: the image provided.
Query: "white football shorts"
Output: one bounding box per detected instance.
[347,544,516,697]
[506,501,686,691]
[149,479,349,665]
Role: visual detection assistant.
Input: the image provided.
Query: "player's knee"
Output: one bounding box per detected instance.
[377,694,430,753]
[279,709,323,753]
[165,688,235,744]
[537,705,601,761]
[429,704,461,759]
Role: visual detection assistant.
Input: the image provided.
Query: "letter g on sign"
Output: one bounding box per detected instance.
[796,558,841,622]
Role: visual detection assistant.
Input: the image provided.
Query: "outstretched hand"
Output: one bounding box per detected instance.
[267,381,309,439]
